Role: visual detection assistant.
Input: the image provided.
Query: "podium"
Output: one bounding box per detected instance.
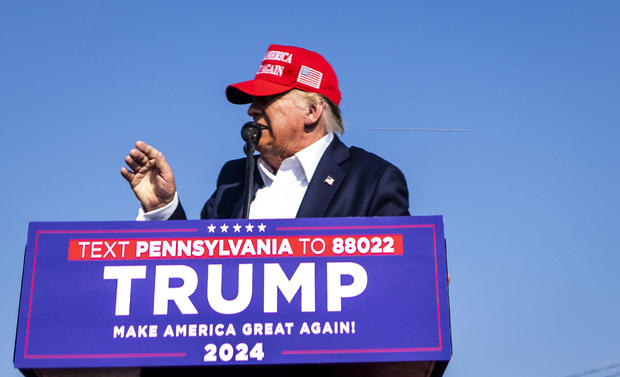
[14,217,451,376]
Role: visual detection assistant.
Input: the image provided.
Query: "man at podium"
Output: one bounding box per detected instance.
[121,44,410,220]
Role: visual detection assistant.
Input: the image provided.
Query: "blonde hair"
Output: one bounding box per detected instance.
[293,90,344,134]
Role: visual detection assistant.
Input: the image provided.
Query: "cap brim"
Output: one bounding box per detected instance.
[226,79,294,104]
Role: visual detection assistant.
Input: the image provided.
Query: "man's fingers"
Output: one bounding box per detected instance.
[152,151,169,171]
[120,167,134,182]
[129,148,149,166]
[135,140,148,151]
[135,141,169,172]
[125,155,141,172]
[136,141,160,160]
[123,141,176,208]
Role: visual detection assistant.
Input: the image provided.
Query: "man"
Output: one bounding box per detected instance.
[124,46,437,377]
[121,44,410,219]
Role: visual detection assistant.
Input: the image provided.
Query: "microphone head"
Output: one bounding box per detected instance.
[241,121,263,144]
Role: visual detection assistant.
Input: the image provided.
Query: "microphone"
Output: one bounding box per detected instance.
[240,121,267,218]
[241,121,266,145]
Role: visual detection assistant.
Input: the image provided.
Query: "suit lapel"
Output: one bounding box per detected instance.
[296,136,349,218]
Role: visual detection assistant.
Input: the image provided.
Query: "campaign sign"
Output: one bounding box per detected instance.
[14,216,450,370]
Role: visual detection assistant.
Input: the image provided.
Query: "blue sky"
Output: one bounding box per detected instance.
[2,1,619,376]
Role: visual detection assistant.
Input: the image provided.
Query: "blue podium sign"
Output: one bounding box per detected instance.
[14,216,450,369]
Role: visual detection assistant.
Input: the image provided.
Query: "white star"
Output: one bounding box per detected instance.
[258,223,266,232]
[245,223,254,232]
[207,224,216,233]
[220,224,229,232]
[233,223,242,232]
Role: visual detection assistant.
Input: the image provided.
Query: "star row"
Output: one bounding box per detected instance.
[206,222,267,233]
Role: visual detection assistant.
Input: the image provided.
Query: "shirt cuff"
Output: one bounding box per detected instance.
[136,192,179,221]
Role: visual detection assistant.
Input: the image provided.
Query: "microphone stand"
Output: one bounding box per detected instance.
[240,122,263,218]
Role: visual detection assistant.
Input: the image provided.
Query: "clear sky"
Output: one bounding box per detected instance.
[1,1,619,376]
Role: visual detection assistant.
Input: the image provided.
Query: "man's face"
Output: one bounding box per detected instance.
[247,90,313,169]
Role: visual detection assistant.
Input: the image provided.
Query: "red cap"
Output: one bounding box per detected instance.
[226,44,341,106]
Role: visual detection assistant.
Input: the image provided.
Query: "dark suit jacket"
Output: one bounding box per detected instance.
[170,136,410,219]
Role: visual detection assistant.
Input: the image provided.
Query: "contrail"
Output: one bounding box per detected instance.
[563,362,620,377]
[368,128,472,132]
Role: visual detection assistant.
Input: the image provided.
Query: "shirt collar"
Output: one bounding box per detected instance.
[257,132,334,185]
[295,132,333,182]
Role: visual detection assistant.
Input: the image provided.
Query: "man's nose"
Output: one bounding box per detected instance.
[247,102,262,118]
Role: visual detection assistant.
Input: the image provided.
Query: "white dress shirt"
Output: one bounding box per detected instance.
[137,133,333,221]
[249,132,333,219]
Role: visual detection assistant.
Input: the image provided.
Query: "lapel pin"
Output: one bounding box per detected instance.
[324,175,335,186]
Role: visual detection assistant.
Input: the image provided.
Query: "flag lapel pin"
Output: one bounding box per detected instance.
[324,175,335,186]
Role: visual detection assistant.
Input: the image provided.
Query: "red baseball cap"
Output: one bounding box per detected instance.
[226,44,341,106]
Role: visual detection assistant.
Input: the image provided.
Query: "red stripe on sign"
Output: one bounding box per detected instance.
[282,346,442,355]
[67,234,403,261]
[25,352,186,359]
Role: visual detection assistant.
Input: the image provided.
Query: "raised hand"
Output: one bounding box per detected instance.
[121,141,176,212]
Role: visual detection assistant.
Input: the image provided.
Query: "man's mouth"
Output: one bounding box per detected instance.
[259,117,273,135]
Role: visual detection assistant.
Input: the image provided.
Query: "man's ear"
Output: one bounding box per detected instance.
[304,100,326,126]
